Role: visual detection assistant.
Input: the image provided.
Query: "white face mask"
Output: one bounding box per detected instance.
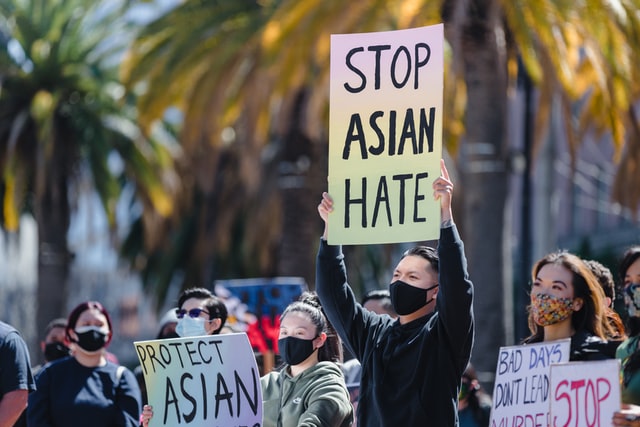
[176,317,207,337]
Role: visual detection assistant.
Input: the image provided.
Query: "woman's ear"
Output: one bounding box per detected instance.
[573,297,584,312]
[206,318,222,334]
[315,332,327,350]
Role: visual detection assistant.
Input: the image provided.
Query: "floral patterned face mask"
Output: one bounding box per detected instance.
[625,283,640,318]
[531,293,574,327]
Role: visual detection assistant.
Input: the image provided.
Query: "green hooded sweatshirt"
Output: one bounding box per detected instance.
[261,361,353,427]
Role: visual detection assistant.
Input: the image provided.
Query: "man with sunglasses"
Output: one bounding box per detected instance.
[175,287,228,337]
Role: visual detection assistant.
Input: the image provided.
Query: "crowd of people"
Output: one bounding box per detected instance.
[1,159,639,426]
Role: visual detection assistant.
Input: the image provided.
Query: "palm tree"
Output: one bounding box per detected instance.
[122,0,640,380]
[0,0,176,347]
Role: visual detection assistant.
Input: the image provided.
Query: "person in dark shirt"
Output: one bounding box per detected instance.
[0,321,36,426]
[316,159,474,426]
[27,301,141,427]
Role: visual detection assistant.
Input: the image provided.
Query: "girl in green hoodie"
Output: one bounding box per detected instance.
[261,292,353,427]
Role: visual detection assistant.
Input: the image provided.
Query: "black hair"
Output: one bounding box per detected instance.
[203,297,228,334]
[361,289,395,316]
[620,246,640,286]
[281,291,343,363]
[177,287,214,308]
[361,289,390,305]
[621,247,640,337]
[584,259,615,301]
[402,246,439,273]
[622,246,640,386]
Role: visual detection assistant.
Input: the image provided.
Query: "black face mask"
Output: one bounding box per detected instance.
[74,328,108,353]
[389,280,439,315]
[44,342,70,361]
[278,336,317,366]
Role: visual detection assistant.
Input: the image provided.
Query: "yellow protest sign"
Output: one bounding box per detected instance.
[328,24,443,244]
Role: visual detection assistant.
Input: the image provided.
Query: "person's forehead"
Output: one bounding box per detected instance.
[396,255,436,275]
[537,264,573,284]
[281,311,313,329]
[78,308,107,323]
[627,258,640,277]
[45,326,66,341]
[181,297,207,311]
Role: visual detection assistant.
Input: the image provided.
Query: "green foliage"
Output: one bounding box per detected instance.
[0,0,175,230]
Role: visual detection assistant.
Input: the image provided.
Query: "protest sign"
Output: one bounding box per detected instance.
[490,339,571,427]
[328,24,443,244]
[216,277,307,354]
[549,359,620,427]
[135,333,262,427]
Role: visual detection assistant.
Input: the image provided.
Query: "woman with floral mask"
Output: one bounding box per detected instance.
[522,251,615,360]
[261,292,352,427]
[27,301,141,426]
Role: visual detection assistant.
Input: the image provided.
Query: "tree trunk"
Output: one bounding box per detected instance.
[35,158,70,365]
[277,90,325,288]
[447,0,512,387]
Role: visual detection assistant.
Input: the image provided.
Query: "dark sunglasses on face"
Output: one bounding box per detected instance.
[176,308,209,319]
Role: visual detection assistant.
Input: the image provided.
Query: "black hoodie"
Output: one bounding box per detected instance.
[316,225,474,426]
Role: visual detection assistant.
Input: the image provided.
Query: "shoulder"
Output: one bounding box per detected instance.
[260,371,282,395]
[0,321,16,336]
[571,331,613,360]
[618,336,640,359]
[314,361,344,376]
[0,325,26,348]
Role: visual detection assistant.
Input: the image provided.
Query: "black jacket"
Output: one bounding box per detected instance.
[316,225,474,426]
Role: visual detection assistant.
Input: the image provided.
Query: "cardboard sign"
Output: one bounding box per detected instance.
[135,333,262,427]
[328,24,443,245]
[490,339,571,427]
[549,359,621,427]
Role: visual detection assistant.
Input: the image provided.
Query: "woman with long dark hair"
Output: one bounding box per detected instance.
[522,251,615,360]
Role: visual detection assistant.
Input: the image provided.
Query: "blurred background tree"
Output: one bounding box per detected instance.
[0,0,177,345]
[121,0,640,381]
[2,0,640,381]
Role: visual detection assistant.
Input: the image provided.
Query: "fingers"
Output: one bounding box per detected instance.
[318,192,334,217]
[440,158,450,181]
[432,173,453,201]
[142,405,154,426]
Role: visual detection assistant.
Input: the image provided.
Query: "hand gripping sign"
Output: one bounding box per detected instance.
[135,333,263,427]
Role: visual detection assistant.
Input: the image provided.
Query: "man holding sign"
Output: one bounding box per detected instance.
[317,159,474,426]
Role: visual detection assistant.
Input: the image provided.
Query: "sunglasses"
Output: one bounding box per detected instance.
[175,308,209,319]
